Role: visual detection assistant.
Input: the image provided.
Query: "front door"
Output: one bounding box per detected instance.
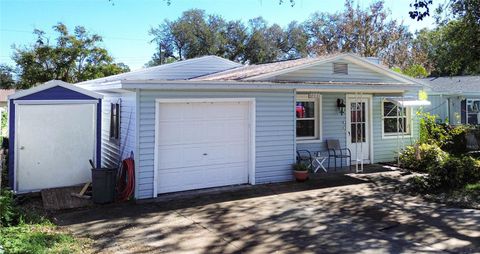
[346,95,371,163]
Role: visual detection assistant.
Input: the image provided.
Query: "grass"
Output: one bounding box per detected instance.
[0,223,88,254]
[0,189,90,254]
[465,182,480,191]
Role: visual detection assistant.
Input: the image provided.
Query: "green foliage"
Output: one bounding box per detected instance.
[0,190,84,253]
[149,9,309,64]
[292,162,309,172]
[430,156,480,189]
[391,64,429,78]
[399,143,448,172]
[0,224,81,254]
[0,189,16,227]
[149,1,414,67]
[465,182,480,191]
[12,23,130,89]
[418,112,469,154]
[0,65,16,89]
[414,19,480,76]
[402,64,429,78]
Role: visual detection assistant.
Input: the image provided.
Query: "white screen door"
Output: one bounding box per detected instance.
[346,96,370,163]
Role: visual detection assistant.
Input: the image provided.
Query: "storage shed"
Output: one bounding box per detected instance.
[8,80,102,193]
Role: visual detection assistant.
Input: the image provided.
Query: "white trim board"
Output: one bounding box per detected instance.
[13,100,99,105]
[153,97,256,197]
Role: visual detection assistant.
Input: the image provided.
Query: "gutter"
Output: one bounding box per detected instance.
[118,80,422,92]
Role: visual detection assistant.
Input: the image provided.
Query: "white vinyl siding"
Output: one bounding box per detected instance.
[136,89,295,199]
[373,92,419,163]
[100,92,136,168]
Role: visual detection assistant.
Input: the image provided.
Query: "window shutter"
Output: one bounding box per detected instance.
[333,63,348,74]
[461,99,466,124]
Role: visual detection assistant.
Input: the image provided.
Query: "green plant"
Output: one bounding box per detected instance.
[292,162,309,172]
[0,189,16,227]
[0,224,82,254]
[399,143,448,172]
[428,156,480,190]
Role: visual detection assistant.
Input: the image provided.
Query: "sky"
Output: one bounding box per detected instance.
[0,0,436,70]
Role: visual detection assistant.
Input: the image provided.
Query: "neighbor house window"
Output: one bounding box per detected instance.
[382,101,410,136]
[466,99,480,125]
[110,103,120,140]
[296,96,320,140]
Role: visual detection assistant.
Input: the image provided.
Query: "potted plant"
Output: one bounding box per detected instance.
[292,162,309,182]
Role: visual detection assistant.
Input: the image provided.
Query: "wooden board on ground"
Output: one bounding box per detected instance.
[41,185,92,210]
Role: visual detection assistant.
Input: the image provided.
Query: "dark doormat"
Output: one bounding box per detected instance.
[41,185,92,210]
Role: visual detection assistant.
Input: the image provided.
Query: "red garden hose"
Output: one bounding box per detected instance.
[117,157,135,201]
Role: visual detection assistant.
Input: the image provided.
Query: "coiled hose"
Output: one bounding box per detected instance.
[117,157,135,201]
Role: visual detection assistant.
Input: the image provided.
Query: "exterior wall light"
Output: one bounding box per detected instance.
[337,98,346,115]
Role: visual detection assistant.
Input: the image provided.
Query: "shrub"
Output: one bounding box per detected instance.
[417,112,469,154]
[399,143,448,172]
[0,189,17,227]
[428,156,480,190]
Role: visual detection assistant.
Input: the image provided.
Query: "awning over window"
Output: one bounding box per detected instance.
[385,97,431,107]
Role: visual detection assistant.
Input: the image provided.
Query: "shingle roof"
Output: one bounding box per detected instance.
[78,55,241,85]
[192,54,339,81]
[419,76,480,94]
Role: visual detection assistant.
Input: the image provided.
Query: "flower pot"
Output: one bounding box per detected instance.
[293,170,309,182]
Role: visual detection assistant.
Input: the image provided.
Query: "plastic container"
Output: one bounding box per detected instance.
[91,167,117,204]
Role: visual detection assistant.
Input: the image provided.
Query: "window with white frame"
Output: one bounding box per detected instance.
[296,96,320,140]
[466,99,480,125]
[382,101,411,136]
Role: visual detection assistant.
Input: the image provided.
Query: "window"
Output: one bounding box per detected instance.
[110,103,120,140]
[466,99,480,125]
[296,96,320,140]
[333,63,348,75]
[382,101,410,136]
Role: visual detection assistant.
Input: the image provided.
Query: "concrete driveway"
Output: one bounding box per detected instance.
[54,170,480,253]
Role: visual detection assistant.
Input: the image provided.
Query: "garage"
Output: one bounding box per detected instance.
[8,80,102,193]
[155,98,255,194]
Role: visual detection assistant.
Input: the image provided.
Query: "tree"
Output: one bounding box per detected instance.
[149,9,310,65]
[414,21,480,76]
[12,23,129,89]
[0,64,15,89]
[305,1,414,68]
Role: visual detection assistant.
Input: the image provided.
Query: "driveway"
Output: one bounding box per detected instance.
[54,170,480,253]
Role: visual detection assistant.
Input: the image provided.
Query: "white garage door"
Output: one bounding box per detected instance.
[156,100,251,194]
[16,104,96,192]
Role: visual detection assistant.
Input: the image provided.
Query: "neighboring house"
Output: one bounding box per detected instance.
[421,76,480,125]
[78,54,428,199]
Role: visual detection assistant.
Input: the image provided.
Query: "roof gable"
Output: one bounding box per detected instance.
[9,80,102,100]
[249,54,417,84]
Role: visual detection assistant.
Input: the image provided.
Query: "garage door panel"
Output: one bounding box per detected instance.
[158,162,248,193]
[157,101,251,194]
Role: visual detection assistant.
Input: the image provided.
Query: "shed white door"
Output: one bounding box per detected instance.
[16,104,96,192]
[156,101,251,194]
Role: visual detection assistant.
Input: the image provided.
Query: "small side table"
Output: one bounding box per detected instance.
[312,151,328,173]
